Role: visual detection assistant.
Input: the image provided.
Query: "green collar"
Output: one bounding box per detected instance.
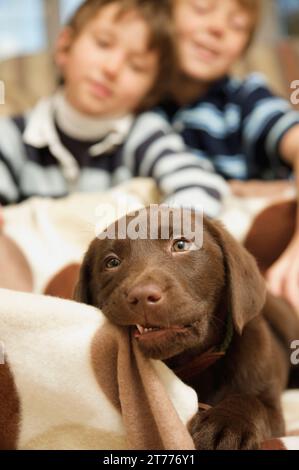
[218,313,234,354]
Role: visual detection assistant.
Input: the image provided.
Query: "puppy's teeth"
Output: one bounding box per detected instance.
[136,324,144,334]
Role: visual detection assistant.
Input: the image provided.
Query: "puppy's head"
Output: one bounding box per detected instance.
[74,207,266,360]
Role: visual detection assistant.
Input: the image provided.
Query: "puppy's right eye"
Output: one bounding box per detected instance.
[105,257,121,269]
[172,239,192,252]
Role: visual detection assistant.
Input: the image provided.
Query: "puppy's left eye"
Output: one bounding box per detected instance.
[105,257,121,269]
[172,239,192,252]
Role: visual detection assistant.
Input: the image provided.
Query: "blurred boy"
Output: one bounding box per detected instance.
[0,0,228,218]
[167,0,299,308]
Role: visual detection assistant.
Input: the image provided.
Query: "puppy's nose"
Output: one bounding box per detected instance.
[127,284,162,306]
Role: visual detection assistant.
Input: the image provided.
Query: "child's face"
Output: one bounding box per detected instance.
[57,4,159,117]
[174,0,253,82]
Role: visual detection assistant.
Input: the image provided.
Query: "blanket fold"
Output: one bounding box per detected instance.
[92,323,196,449]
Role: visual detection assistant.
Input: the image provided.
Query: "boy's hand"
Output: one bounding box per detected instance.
[266,234,299,312]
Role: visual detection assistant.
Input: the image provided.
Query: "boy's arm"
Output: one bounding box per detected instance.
[126,112,230,218]
[238,74,299,309]
[241,74,299,179]
[265,124,299,310]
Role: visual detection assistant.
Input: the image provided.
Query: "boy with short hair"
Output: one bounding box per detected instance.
[0,0,228,218]
[167,0,299,308]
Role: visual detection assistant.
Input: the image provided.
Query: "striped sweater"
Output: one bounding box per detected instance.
[0,95,228,217]
[162,73,299,180]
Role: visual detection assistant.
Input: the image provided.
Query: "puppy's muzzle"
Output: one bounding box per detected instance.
[126,282,163,310]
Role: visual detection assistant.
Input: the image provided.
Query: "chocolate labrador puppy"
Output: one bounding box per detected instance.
[74,206,299,450]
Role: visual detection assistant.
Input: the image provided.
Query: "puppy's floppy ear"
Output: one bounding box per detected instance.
[73,244,94,305]
[208,219,266,335]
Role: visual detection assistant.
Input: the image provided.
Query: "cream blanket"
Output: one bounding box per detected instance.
[2,179,160,294]
[0,288,197,450]
[2,177,296,295]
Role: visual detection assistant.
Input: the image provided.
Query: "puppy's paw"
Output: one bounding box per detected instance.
[189,407,262,450]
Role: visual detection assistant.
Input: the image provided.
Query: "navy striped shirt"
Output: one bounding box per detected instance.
[0,96,229,217]
[162,73,299,180]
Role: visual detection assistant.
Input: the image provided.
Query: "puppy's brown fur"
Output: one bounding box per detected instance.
[74,207,299,450]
